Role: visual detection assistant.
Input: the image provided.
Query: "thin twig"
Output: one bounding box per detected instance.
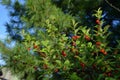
[105,0,120,12]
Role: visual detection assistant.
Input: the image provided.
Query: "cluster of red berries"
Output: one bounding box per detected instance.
[80,62,85,69]
[72,35,91,41]
[72,35,80,41]
[100,49,107,55]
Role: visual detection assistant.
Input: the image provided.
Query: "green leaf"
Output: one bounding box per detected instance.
[97,74,104,80]
[76,40,80,45]
[41,40,49,47]
[70,72,81,80]
[75,28,79,34]
[64,59,70,66]
[105,77,116,80]
[87,42,92,47]
[81,27,86,34]
[56,60,61,66]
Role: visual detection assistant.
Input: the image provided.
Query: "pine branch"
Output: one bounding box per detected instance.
[0,41,11,55]
[105,0,120,12]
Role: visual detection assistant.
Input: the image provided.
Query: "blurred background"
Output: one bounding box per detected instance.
[0,4,9,65]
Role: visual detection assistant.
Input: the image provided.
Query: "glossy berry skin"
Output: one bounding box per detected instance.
[76,36,80,39]
[96,19,100,25]
[72,36,80,41]
[62,51,67,57]
[96,41,101,46]
[100,49,105,53]
[85,35,90,41]
[100,49,107,55]
[96,41,101,48]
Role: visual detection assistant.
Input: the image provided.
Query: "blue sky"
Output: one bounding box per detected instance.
[0,4,9,65]
[0,0,25,40]
[0,0,25,65]
[0,4,9,40]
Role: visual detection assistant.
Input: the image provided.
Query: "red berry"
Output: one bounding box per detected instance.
[84,35,90,41]
[27,48,31,51]
[100,49,107,55]
[96,42,101,48]
[76,36,80,39]
[72,36,76,40]
[33,45,38,49]
[72,41,76,46]
[62,51,67,57]
[100,49,105,53]
[96,19,100,25]
[96,41,101,46]
[103,51,107,55]
[72,35,80,41]
[80,62,85,68]
[106,72,112,77]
